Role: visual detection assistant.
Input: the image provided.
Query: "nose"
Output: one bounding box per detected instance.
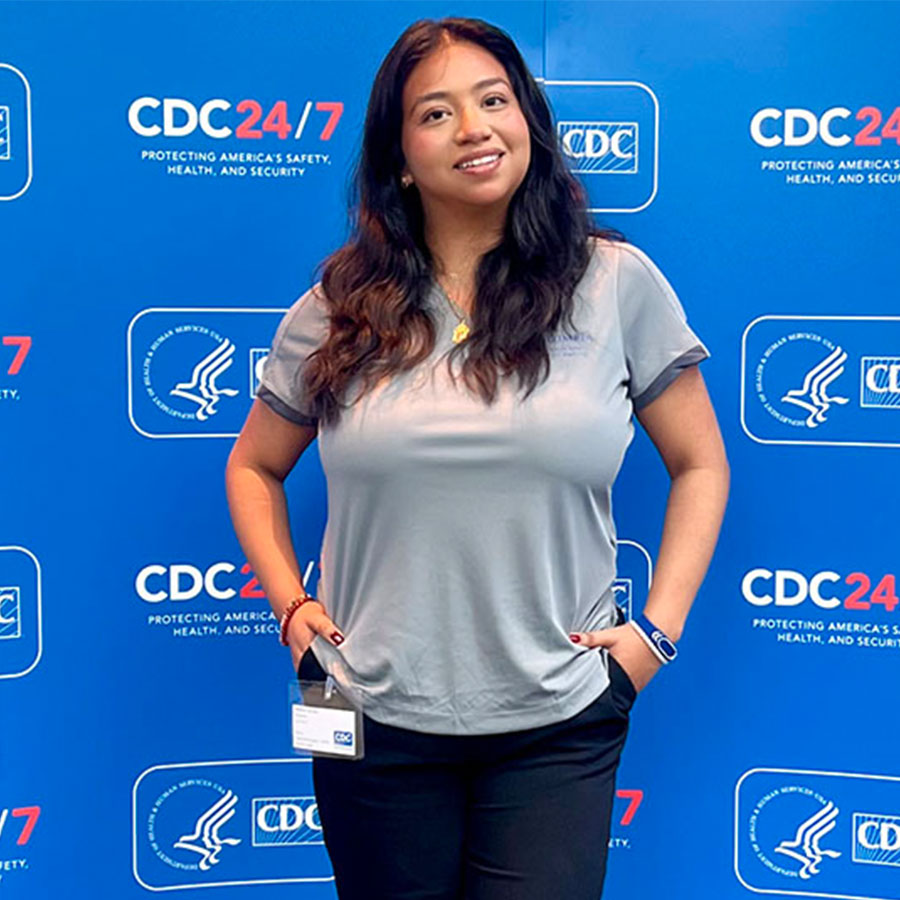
[456,104,492,142]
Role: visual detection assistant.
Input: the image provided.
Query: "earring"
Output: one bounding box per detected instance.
[401,174,413,188]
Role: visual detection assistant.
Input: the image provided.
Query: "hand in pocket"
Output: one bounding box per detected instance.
[287,601,345,672]
[569,623,661,693]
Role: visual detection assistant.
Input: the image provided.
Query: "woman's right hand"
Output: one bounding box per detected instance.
[287,601,345,672]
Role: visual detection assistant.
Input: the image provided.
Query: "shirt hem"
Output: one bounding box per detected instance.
[352,668,613,736]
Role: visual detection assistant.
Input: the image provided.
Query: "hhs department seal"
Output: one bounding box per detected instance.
[142,324,239,422]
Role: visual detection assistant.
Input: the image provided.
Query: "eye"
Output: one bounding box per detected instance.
[421,95,509,123]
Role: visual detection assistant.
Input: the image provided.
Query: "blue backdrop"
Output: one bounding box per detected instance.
[2,1,899,897]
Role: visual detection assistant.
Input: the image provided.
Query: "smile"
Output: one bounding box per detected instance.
[454,152,504,174]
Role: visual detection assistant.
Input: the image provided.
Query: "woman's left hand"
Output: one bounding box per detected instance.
[569,624,663,694]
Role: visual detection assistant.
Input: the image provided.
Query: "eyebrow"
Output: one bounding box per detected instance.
[410,77,511,113]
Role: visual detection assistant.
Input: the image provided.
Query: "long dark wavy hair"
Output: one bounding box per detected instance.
[303,16,626,426]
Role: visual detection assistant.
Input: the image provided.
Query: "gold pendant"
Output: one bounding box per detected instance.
[452,321,470,344]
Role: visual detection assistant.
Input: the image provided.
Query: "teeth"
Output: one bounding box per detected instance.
[458,153,500,169]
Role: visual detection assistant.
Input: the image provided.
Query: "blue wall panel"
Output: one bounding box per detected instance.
[2,2,898,898]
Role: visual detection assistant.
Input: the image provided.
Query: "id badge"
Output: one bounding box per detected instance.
[289,675,365,760]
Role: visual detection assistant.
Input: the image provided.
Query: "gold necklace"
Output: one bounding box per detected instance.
[436,280,472,344]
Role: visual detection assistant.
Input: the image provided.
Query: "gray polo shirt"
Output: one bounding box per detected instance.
[256,239,710,735]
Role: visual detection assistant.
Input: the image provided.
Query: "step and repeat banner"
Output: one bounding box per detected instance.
[2,1,898,897]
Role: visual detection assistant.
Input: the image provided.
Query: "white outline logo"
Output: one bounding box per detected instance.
[0,546,42,679]
[538,79,659,213]
[754,332,849,429]
[0,63,33,200]
[169,337,241,421]
[127,307,287,439]
[132,757,335,890]
[741,315,900,447]
[735,766,900,900]
[148,780,241,873]
[142,325,239,422]
[774,798,842,879]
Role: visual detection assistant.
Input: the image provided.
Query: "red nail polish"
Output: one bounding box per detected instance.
[331,632,344,645]
[569,633,581,643]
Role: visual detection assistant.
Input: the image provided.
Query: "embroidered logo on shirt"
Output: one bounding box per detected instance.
[547,331,595,358]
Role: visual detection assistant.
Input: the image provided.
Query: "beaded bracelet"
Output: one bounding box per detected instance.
[278,593,317,646]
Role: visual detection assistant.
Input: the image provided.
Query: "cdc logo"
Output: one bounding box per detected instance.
[750,107,856,147]
[750,105,900,148]
[252,797,322,846]
[854,813,900,865]
[0,63,32,200]
[541,80,658,213]
[559,121,637,174]
[0,546,41,679]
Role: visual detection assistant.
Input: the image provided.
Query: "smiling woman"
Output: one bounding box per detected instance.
[398,38,533,321]
[287,18,626,421]
[401,45,530,217]
[225,13,728,900]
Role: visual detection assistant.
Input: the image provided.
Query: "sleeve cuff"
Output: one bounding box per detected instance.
[631,344,710,411]
[256,385,318,427]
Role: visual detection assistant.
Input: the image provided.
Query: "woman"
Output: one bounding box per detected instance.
[226,15,729,900]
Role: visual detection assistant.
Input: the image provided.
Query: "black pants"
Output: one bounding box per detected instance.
[298,626,636,900]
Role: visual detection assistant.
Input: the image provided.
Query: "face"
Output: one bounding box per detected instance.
[400,40,531,217]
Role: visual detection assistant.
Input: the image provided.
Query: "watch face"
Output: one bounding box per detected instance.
[655,633,678,661]
[648,627,677,661]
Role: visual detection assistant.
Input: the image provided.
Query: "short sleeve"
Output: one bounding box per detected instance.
[255,284,330,426]
[616,243,711,411]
